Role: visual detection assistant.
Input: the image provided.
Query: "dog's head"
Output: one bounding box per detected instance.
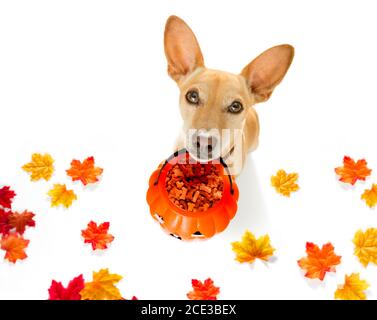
[164,16,294,162]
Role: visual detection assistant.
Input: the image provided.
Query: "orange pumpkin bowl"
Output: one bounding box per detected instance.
[146,149,239,241]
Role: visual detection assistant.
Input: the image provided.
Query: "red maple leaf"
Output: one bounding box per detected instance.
[335,156,372,185]
[0,186,16,209]
[298,242,342,280]
[121,296,138,300]
[0,233,30,263]
[8,210,36,234]
[48,274,85,300]
[0,209,11,235]
[81,221,114,250]
[66,156,103,186]
[187,278,220,300]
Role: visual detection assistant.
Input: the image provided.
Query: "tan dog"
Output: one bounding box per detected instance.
[164,16,294,175]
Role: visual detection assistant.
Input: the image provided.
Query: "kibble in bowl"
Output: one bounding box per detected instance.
[165,155,224,212]
[146,150,239,241]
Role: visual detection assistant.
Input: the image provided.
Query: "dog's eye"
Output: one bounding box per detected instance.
[228,101,243,114]
[186,90,200,105]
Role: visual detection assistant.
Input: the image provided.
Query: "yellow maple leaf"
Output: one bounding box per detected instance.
[353,228,377,267]
[361,184,377,208]
[334,273,369,300]
[231,230,275,264]
[80,268,122,300]
[271,169,299,197]
[22,153,54,181]
[47,184,77,208]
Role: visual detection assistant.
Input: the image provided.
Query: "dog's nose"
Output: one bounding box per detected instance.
[196,135,217,154]
[187,129,221,160]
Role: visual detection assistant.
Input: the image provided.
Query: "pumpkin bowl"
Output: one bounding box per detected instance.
[146,150,239,241]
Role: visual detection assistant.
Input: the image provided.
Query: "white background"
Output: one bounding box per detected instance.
[0,0,376,300]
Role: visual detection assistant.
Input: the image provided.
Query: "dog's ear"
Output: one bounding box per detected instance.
[164,16,204,82]
[241,45,294,103]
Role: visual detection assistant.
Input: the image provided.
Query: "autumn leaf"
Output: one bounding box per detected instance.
[81,221,114,250]
[22,153,54,181]
[80,268,122,300]
[335,273,369,300]
[48,274,85,300]
[271,169,299,197]
[120,296,138,300]
[187,278,220,300]
[361,184,377,208]
[231,230,275,264]
[335,156,372,185]
[0,209,11,235]
[298,242,341,280]
[0,186,16,209]
[353,228,377,267]
[8,210,35,234]
[0,233,29,263]
[66,156,103,186]
[47,184,77,208]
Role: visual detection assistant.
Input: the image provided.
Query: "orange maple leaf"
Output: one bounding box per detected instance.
[297,242,341,280]
[81,221,114,250]
[66,156,103,186]
[0,233,29,263]
[335,156,372,185]
[271,169,299,197]
[187,278,220,300]
[47,184,77,208]
[335,273,369,300]
[8,210,36,234]
[361,184,377,208]
[231,230,275,264]
[80,268,122,300]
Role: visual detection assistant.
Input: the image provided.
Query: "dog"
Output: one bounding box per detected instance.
[164,16,294,175]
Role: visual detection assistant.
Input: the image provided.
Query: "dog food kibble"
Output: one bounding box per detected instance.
[165,159,224,212]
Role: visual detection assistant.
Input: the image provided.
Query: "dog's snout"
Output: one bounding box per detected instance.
[187,129,220,160]
[196,135,217,153]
